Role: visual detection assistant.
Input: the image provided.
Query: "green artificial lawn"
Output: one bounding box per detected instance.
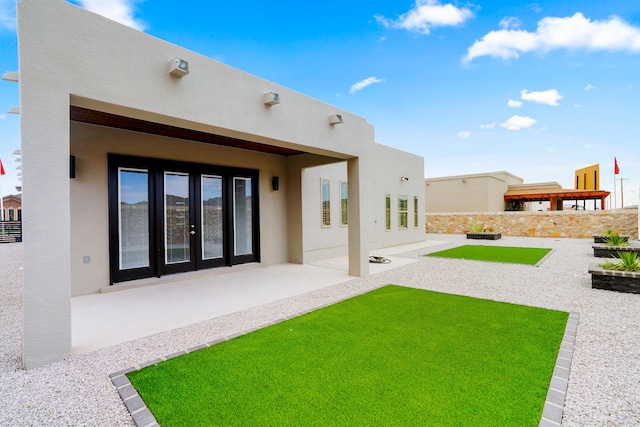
[127,285,568,426]
[426,245,552,265]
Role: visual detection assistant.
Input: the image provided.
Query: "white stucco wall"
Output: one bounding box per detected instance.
[18,0,375,368]
[371,144,425,248]
[302,144,425,262]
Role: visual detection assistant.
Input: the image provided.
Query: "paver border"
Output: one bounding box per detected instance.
[110,296,578,427]
[539,311,579,427]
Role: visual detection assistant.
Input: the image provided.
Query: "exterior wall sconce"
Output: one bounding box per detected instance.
[70,155,76,179]
[329,114,344,125]
[400,177,409,181]
[263,92,280,106]
[169,58,189,77]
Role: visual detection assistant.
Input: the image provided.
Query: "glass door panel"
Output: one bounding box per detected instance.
[118,168,150,270]
[201,175,223,260]
[164,172,191,264]
[233,177,253,256]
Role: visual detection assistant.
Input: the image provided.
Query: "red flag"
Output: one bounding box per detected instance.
[0,159,5,176]
[614,157,620,175]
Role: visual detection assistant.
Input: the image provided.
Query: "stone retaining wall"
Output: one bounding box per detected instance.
[425,209,638,239]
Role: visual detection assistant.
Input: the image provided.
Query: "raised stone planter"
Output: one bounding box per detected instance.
[593,235,629,244]
[466,232,501,240]
[592,244,640,258]
[589,263,640,294]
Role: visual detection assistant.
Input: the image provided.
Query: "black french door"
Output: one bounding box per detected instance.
[108,155,260,284]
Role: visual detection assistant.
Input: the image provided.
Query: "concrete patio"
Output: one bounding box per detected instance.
[71,239,445,354]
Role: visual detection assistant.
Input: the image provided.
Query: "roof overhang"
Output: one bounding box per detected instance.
[70,106,306,157]
[504,189,610,202]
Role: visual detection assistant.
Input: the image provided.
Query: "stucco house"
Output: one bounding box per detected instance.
[1,194,21,222]
[425,171,524,212]
[425,171,610,212]
[9,0,425,368]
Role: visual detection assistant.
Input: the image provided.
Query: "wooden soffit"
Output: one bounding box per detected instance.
[504,189,610,201]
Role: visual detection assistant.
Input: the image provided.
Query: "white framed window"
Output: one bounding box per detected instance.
[340,181,348,226]
[321,178,331,227]
[398,195,408,230]
[414,196,419,228]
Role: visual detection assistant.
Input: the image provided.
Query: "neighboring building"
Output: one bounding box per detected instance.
[509,182,562,212]
[1,194,21,221]
[575,164,600,190]
[424,171,523,212]
[11,0,425,368]
[426,171,610,212]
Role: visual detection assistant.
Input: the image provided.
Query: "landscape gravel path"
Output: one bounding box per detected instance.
[1,235,639,426]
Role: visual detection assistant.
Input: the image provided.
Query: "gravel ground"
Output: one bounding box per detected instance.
[1,235,639,426]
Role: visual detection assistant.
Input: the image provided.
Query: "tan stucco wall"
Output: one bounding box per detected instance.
[70,122,290,295]
[18,0,374,367]
[425,171,524,213]
[424,176,493,212]
[425,209,639,239]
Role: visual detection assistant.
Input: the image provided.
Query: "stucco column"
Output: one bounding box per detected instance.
[286,160,304,264]
[20,98,72,368]
[347,157,369,277]
[19,2,72,368]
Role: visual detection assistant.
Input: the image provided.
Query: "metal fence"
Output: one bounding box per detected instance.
[0,221,22,243]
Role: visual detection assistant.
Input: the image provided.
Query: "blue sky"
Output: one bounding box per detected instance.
[1,0,638,207]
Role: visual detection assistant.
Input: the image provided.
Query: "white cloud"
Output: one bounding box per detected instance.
[458,131,471,138]
[464,13,640,63]
[500,17,521,30]
[521,89,562,106]
[500,115,536,130]
[529,3,542,14]
[480,122,496,129]
[508,99,523,108]
[0,0,16,29]
[0,113,6,120]
[349,77,383,94]
[74,0,146,31]
[376,0,474,35]
[584,84,596,91]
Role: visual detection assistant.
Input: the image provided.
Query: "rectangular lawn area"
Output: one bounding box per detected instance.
[127,285,568,426]
[426,245,552,265]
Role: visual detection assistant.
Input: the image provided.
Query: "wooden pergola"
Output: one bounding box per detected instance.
[504,188,611,211]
